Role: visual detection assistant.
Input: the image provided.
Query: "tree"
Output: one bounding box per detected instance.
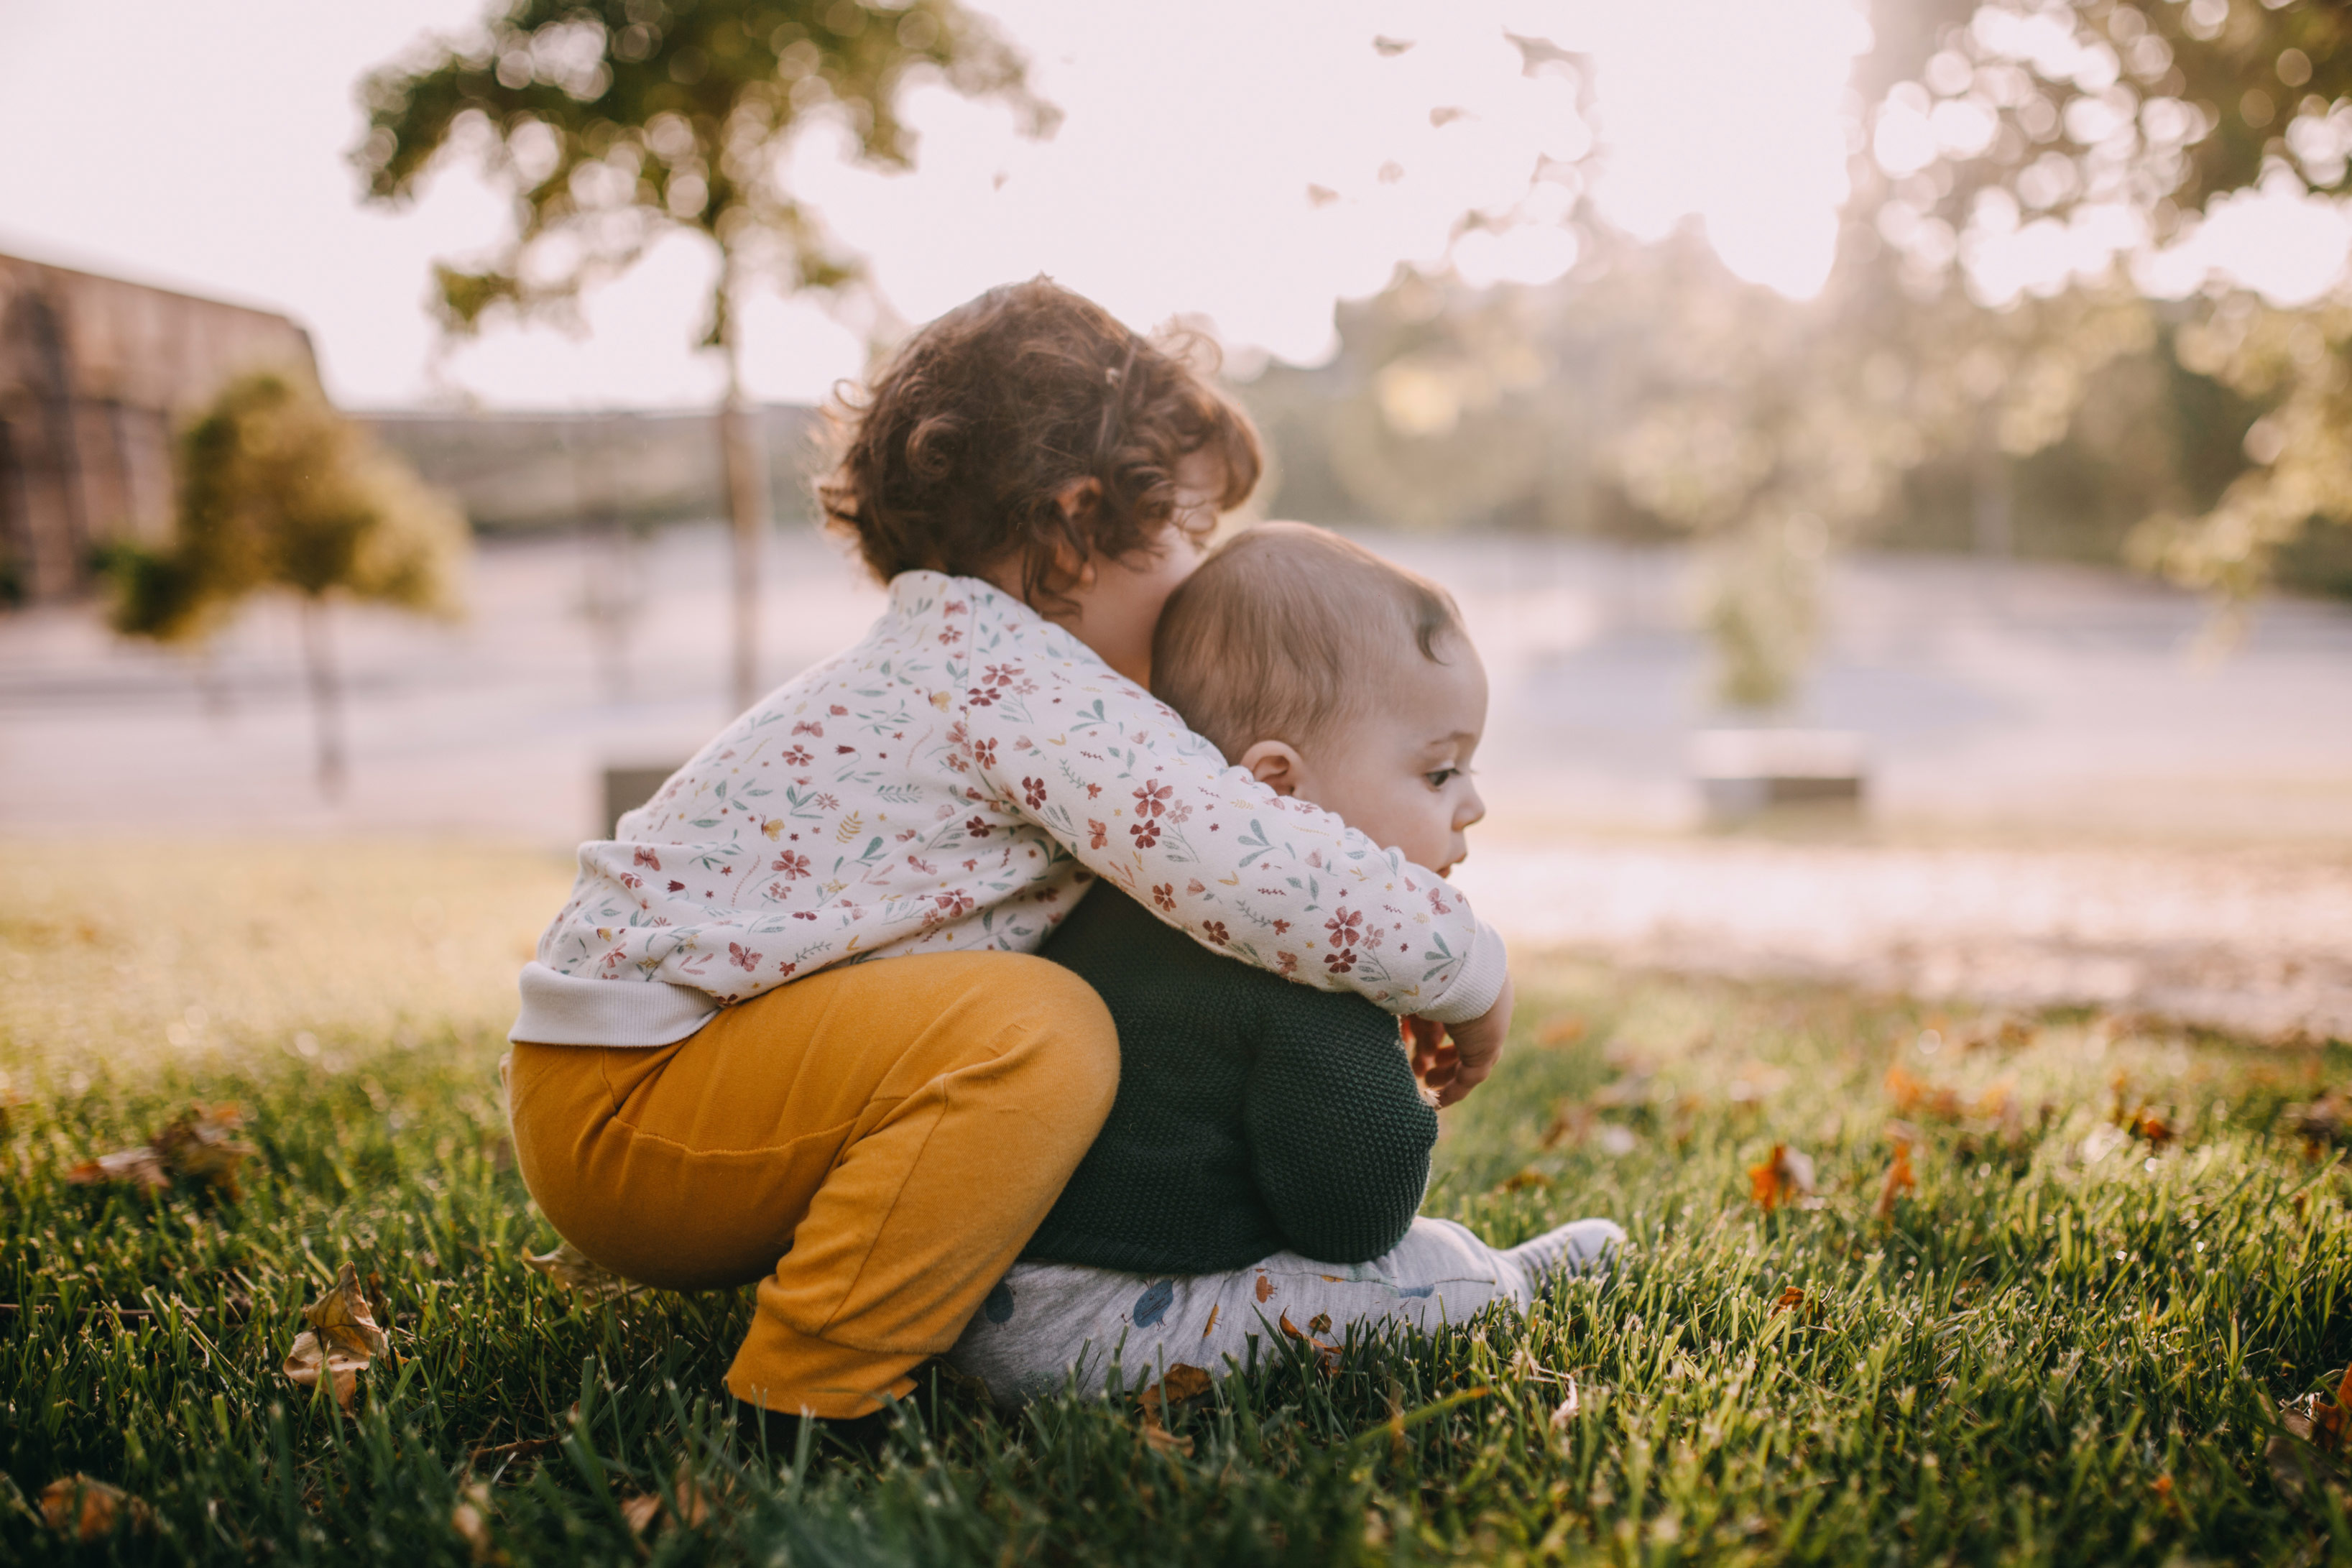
[1850,0,2352,601]
[355,0,1052,715]
[108,371,467,798]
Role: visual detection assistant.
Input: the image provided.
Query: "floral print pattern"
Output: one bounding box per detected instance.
[534,571,1492,1018]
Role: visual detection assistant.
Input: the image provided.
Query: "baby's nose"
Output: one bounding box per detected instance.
[1456,783,1487,831]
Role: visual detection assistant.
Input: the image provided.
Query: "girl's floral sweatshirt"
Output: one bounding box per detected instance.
[512,571,1506,1048]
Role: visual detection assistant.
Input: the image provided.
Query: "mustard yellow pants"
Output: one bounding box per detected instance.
[506,950,1117,1419]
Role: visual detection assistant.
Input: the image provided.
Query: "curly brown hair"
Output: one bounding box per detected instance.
[818,278,1263,607]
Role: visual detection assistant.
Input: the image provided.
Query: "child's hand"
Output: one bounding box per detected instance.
[1409,973,1513,1107]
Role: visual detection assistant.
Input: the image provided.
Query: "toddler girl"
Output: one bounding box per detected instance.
[503,281,1515,1434]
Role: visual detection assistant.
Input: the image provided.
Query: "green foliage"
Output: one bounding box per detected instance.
[4,841,2351,1563]
[355,0,1051,336]
[2134,295,2352,607]
[108,371,466,642]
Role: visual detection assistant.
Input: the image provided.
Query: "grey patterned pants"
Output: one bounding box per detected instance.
[945,1214,1625,1407]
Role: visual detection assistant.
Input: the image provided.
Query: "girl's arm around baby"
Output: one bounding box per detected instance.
[960,641,1507,1028]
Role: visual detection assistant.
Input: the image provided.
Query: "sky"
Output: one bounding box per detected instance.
[0,0,1882,410]
[4,0,2337,412]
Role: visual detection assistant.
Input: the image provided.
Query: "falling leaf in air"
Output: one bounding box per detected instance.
[37,1475,152,1539]
[283,1262,390,1413]
[521,1240,646,1303]
[1748,1144,1816,1212]
[1873,1141,1917,1222]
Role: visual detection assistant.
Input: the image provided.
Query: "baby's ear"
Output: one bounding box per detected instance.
[1237,739,1303,798]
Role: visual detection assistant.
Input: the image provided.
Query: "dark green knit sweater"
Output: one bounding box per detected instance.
[1022,885,1439,1273]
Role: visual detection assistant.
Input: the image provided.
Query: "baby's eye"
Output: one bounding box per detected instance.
[1425,767,1459,790]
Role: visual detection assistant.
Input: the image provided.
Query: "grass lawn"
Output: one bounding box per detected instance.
[4,839,2350,1565]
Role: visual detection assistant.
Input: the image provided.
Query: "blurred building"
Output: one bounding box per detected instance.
[0,253,315,604]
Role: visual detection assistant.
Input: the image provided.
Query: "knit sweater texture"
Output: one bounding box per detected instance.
[1023,885,1439,1273]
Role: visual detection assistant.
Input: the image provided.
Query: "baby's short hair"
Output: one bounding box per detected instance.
[1151,522,1465,762]
[818,278,1262,609]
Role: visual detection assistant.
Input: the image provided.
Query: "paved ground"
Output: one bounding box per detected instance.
[5,524,2350,1037]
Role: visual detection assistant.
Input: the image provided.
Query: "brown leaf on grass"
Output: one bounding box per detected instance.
[1536,1015,1587,1048]
[617,1465,722,1536]
[151,1103,257,1196]
[37,1475,152,1539]
[1138,1402,1194,1457]
[2284,1091,2352,1151]
[1135,1361,1214,1427]
[65,1146,172,1193]
[1885,1066,1963,1122]
[451,1482,504,1564]
[65,1102,255,1198]
[284,1262,390,1413]
[1770,1286,1808,1317]
[1873,1143,1917,1223]
[1279,1311,1342,1375]
[1748,1144,1816,1212]
[0,1089,28,1143]
[521,1240,646,1304]
[2269,1364,2352,1509]
[1498,1167,1551,1194]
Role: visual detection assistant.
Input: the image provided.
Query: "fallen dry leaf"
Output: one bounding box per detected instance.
[1141,1362,1214,1411]
[1279,1311,1342,1375]
[1770,1286,1808,1317]
[1873,1142,1917,1223]
[37,1475,152,1539]
[451,1481,503,1564]
[1748,1144,1817,1212]
[151,1103,257,1196]
[2284,1091,2352,1151]
[284,1262,390,1413]
[521,1240,646,1304]
[1548,1376,1582,1430]
[1139,1403,1194,1457]
[1536,1015,1587,1048]
[65,1145,171,1194]
[617,1465,723,1536]
[1498,1168,1551,1194]
[65,1102,256,1199]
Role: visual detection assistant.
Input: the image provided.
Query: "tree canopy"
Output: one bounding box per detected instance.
[354,0,1050,342]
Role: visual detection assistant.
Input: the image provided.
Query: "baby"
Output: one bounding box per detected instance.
[948,523,1623,1406]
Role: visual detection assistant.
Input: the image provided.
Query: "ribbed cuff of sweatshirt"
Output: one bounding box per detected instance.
[1413,920,1508,1025]
[508,961,717,1047]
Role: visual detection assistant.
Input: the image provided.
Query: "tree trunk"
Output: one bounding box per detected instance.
[297,594,346,801]
[716,265,772,717]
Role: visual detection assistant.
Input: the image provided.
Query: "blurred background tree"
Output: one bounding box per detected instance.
[1240,0,2352,707]
[107,371,467,798]
[354,0,1053,716]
